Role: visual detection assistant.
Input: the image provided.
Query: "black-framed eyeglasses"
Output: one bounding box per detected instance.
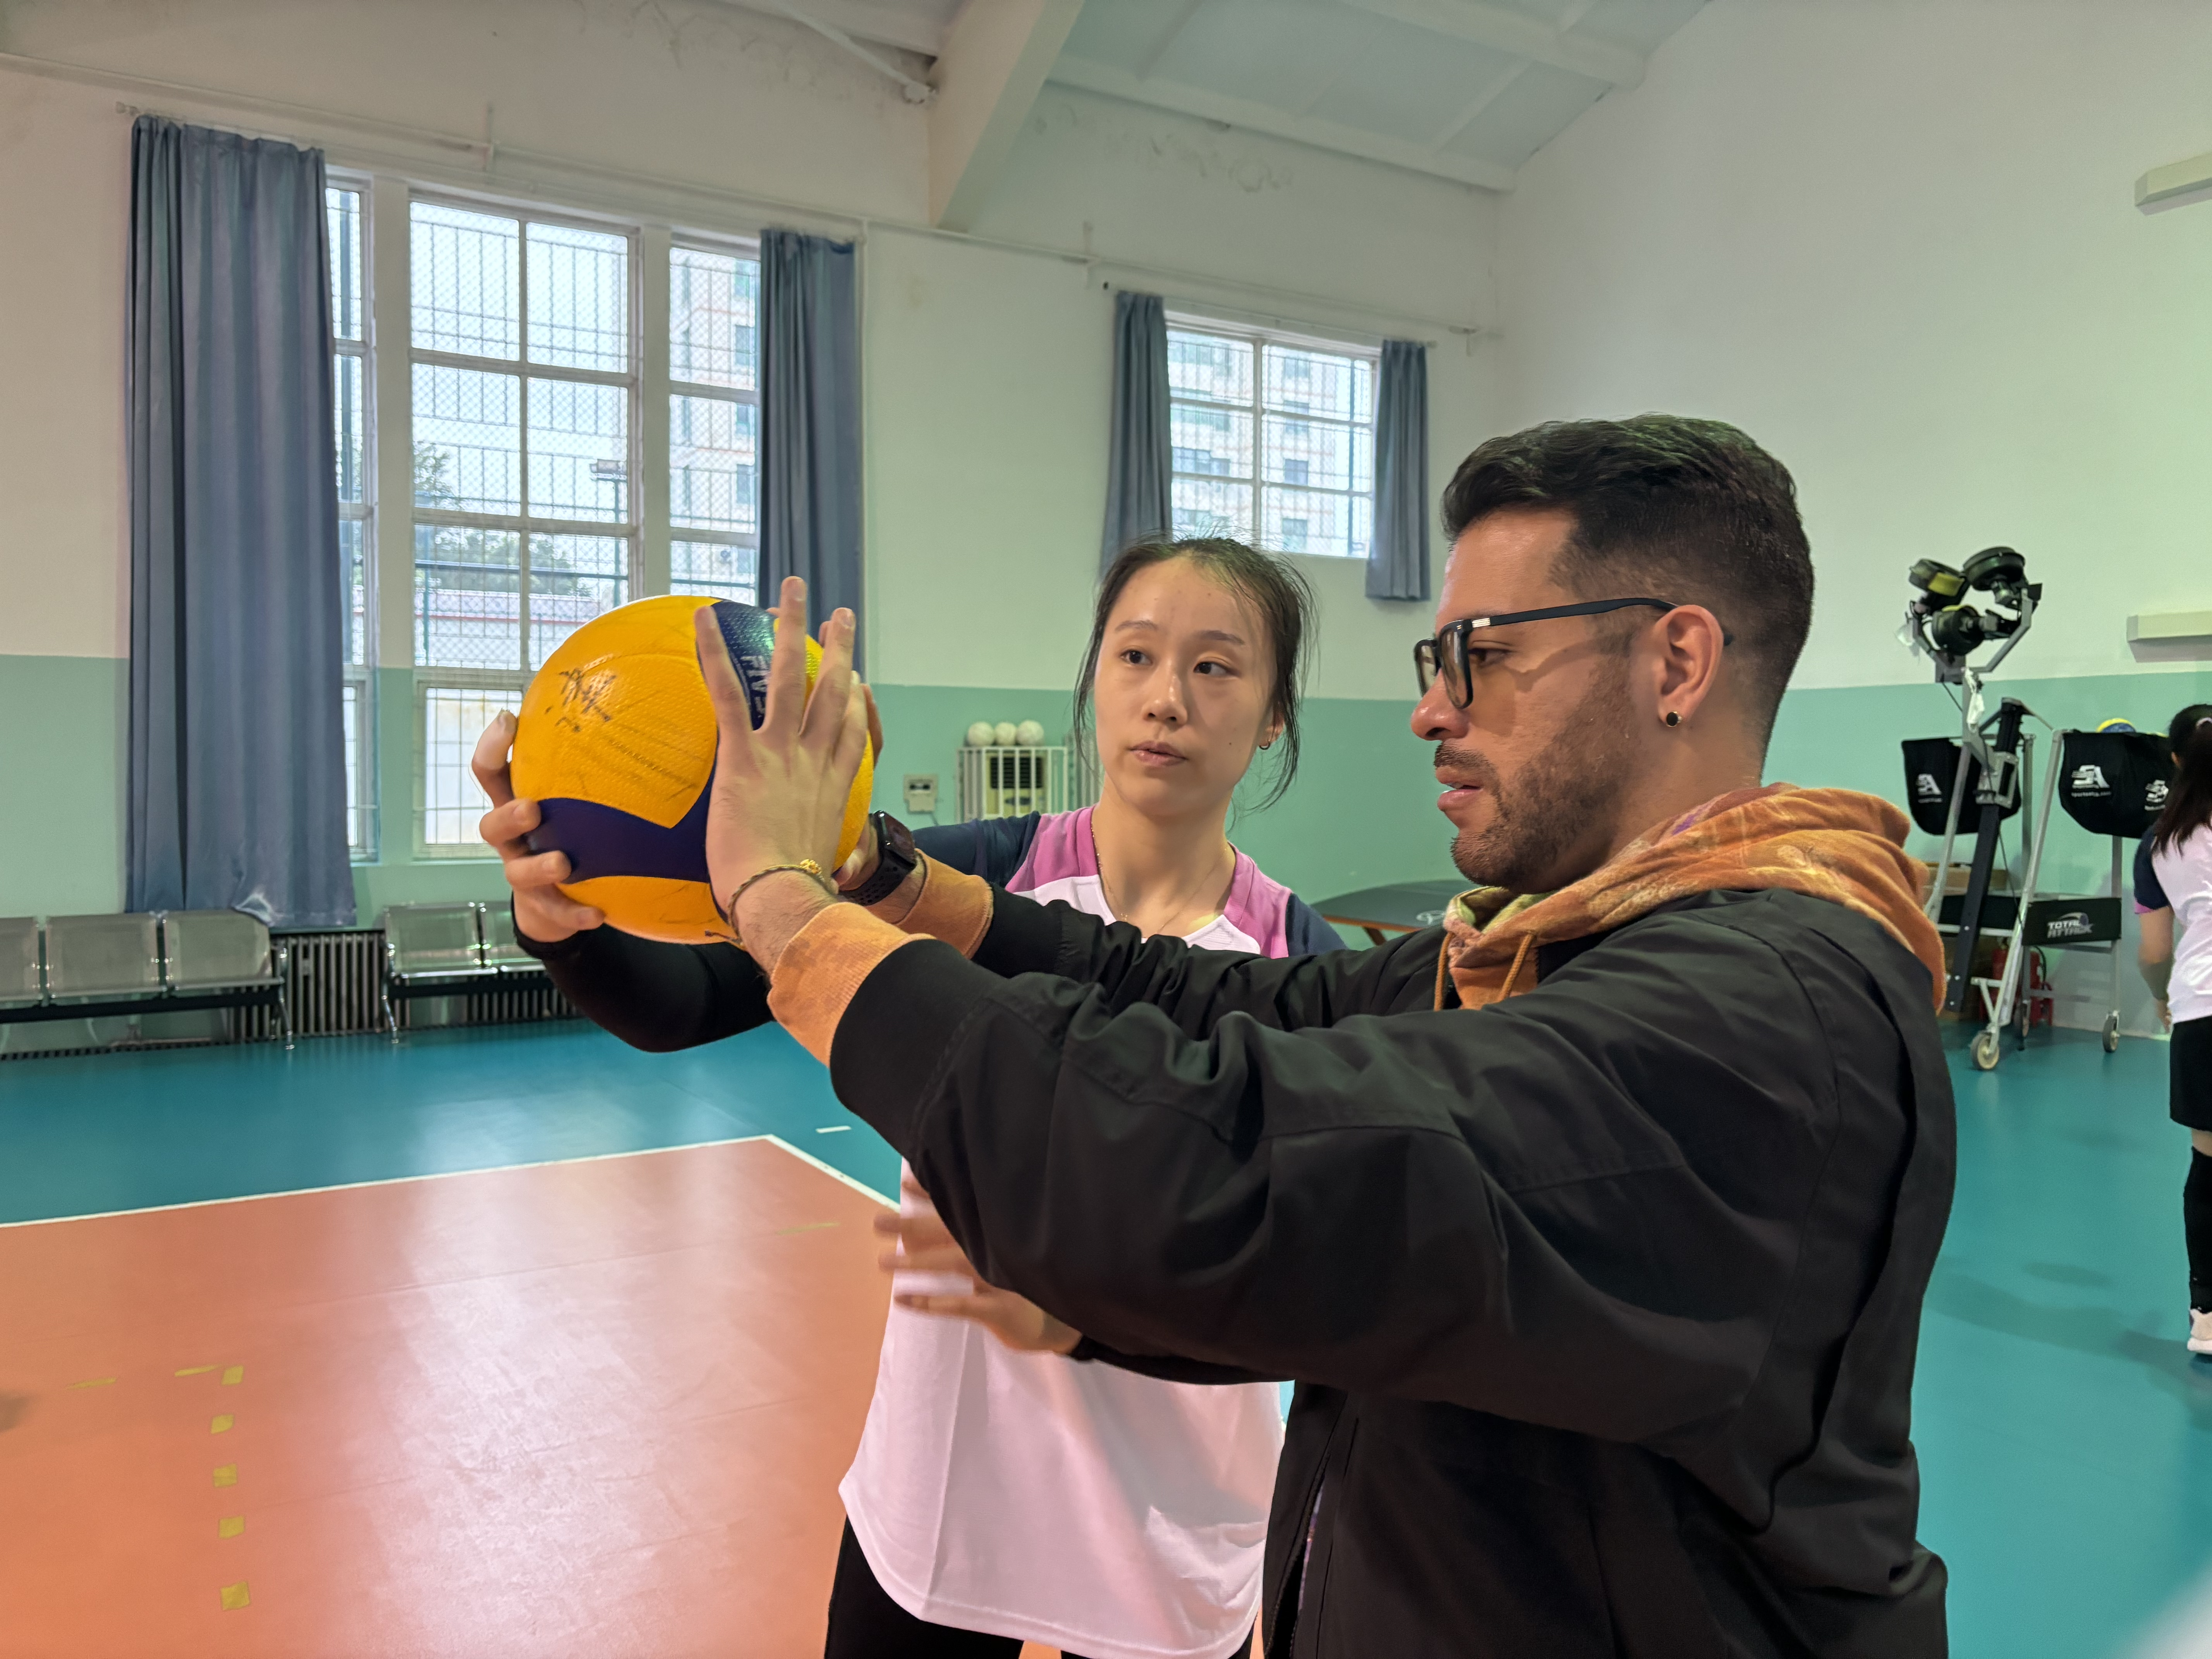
[1413,597,1732,710]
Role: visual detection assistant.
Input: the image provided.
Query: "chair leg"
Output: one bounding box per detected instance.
[381,981,401,1044]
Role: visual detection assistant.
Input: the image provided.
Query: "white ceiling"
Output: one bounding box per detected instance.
[760,0,1708,191]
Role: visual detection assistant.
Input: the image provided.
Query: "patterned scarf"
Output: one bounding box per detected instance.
[1437,785,1944,1012]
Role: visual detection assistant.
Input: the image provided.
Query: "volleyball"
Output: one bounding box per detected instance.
[510,594,875,943]
[1015,720,1046,747]
[965,721,996,748]
[993,721,1020,746]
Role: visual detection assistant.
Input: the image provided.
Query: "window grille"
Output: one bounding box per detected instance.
[669,244,761,603]
[1166,316,1376,558]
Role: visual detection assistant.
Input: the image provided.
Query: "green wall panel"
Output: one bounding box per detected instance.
[1768,669,2212,895]
[10,653,2207,927]
[0,653,125,917]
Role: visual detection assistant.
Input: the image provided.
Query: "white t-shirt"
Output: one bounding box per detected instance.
[2150,826,2212,1024]
[840,812,1289,1659]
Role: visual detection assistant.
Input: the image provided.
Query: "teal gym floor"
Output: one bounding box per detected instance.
[3,1019,2209,1657]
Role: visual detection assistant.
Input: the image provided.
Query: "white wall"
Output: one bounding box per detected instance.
[0,0,1495,695]
[1496,0,2212,692]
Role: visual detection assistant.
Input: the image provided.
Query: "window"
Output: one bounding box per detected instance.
[670,243,761,604]
[1167,318,1376,558]
[329,181,376,859]
[409,199,637,850]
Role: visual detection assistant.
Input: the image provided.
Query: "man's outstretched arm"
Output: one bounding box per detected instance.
[787,901,1874,1456]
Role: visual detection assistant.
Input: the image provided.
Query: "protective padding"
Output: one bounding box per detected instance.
[512,594,873,943]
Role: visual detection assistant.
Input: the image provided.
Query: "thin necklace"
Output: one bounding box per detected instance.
[1099,841,1237,935]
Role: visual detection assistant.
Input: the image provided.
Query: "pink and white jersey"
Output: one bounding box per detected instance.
[1008,807,1294,959]
[840,808,1288,1659]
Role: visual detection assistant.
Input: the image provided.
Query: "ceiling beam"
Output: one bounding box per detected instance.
[929,0,1087,230]
[1341,0,1644,88]
[2137,149,2212,214]
[1049,55,1515,191]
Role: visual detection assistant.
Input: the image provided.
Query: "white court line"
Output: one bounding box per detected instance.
[0,1132,892,1228]
[761,1133,893,1206]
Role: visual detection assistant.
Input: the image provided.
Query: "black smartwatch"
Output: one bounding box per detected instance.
[843,811,919,907]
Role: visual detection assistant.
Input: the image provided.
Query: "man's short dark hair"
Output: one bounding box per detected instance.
[1439,414,1814,746]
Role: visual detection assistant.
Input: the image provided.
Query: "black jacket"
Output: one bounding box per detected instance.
[533,884,1953,1657]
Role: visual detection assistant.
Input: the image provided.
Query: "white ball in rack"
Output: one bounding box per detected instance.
[965,721,995,748]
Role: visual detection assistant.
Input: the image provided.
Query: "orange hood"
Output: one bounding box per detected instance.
[1439,785,1943,1012]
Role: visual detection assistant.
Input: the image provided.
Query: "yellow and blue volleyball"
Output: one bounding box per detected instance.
[510,594,874,943]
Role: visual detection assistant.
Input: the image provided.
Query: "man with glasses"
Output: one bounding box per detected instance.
[681,416,1957,1657]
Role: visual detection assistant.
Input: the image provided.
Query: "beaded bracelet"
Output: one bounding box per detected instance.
[716,859,836,943]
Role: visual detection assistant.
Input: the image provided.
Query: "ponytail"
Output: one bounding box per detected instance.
[2152,702,2212,856]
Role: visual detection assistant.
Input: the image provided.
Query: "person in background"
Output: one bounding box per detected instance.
[2133,702,2212,1357]
[473,538,1340,1659]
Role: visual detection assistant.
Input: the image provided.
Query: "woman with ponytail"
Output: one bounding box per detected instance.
[2136,702,2212,1357]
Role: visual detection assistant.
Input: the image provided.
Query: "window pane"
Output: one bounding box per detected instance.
[412,202,519,358]
[414,524,521,670]
[422,686,512,845]
[1262,415,1353,491]
[340,518,368,667]
[670,394,757,531]
[1168,331,1252,405]
[1262,486,1354,558]
[529,534,629,668]
[1352,427,1375,495]
[414,365,520,514]
[671,247,757,390]
[672,539,758,604]
[527,379,629,523]
[1172,477,1254,543]
[1351,494,1373,561]
[1353,358,1375,427]
[327,187,363,342]
[527,222,629,372]
[1171,403,1251,481]
[1262,344,1360,422]
[335,351,366,504]
[342,680,361,850]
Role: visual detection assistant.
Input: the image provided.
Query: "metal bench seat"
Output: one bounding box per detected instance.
[0,912,290,1046]
[380,902,551,1039]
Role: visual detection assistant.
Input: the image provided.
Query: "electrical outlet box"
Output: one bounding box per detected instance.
[903,774,939,814]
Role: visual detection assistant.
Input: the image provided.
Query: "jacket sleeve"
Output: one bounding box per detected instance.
[826,898,1897,1453]
[517,915,772,1051]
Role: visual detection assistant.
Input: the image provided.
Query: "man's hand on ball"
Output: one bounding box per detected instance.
[693,576,870,967]
[472,712,605,944]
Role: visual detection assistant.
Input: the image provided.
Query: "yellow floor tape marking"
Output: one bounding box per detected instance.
[175,1365,215,1377]
[774,1221,840,1235]
[210,1414,233,1434]
[219,1582,250,1611]
[218,1516,244,1539]
[212,1465,237,1487]
[221,1365,244,1386]
[69,1377,117,1389]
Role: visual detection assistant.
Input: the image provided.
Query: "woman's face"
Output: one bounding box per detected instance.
[1092,558,1280,822]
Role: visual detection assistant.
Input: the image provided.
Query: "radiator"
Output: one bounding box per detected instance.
[239,928,577,1039]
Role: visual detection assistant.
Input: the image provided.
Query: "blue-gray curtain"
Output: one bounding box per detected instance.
[1100,291,1171,570]
[127,117,352,927]
[1367,338,1431,602]
[759,229,864,671]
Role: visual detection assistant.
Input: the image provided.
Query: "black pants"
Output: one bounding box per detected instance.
[824,1520,1255,1659]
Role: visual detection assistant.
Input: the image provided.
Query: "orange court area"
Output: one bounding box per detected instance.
[0,1137,940,1657]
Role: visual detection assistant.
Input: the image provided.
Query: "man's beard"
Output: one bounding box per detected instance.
[1443,659,1637,893]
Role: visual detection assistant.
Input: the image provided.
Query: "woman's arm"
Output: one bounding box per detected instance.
[474,713,773,1051]
[2140,906,2175,1022]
